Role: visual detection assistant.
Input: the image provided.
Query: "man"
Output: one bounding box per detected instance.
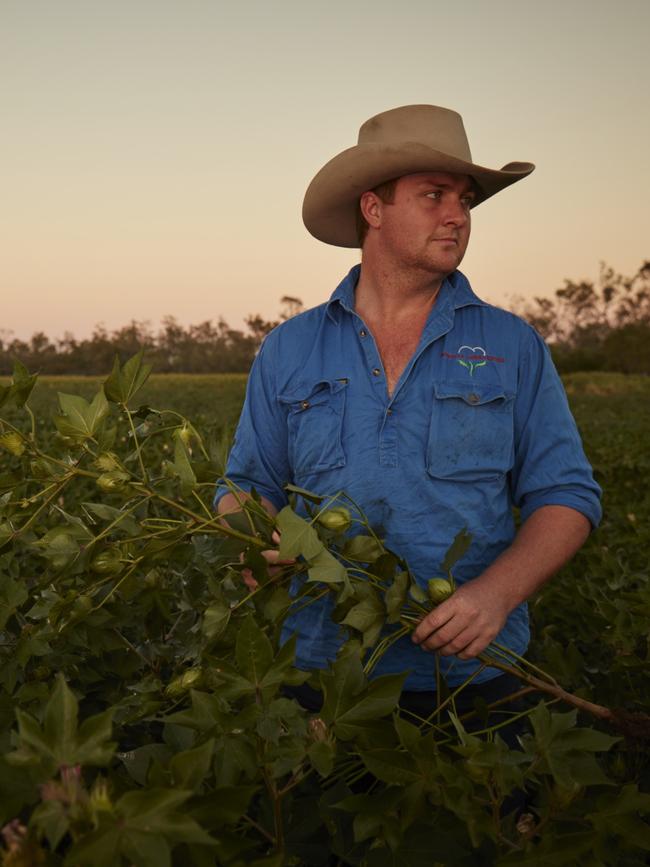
[216,105,601,709]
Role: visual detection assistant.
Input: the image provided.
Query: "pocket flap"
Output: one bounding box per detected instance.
[278,378,349,411]
[433,381,512,407]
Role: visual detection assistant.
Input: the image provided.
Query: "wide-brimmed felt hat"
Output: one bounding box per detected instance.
[302,104,535,248]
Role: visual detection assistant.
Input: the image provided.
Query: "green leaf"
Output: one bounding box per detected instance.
[0,573,28,630]
[307,741,335,777]
[358,748,421,785]
[190,785,259,826]
[44,674,79,764]
[9,710,53,766]
[0,755,39,823]
[66,823,122,867]
[262,586,293,623]
[32,799,69,850]
[556,727,621,753]
[592,783,650,817]
[75,708,116,766]
[119,744,173,785]
[121,832,171,867]
[341,586,386,649]
[0,361,37,408]
[169,739,215,791]
[307,546,349,585]
[498,832,598,866]
[394,715,421,752]
[116,787,191,826]
[594,813,650,850]
[202,600,231,641]
[103,349,152,405]
[259,634,302,693]
[385,570,409,623]
[441,527,473,574]
[276,507,325,560]
[54,390,109,440]
[235,616,273,685]
[9,676,115,771]
[320,655,405,741]
[82,501,140,535]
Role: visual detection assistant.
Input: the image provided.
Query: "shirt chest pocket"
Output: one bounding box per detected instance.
[278,379,348,477]
[426,382,514,482]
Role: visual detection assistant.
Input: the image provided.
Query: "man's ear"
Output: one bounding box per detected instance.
[359,190,383,230]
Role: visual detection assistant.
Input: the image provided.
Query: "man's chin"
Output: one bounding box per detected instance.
[425,254,464,276]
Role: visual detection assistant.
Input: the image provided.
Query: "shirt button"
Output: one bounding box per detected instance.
[372,368,381,377]
[468,393,480,404]
[386,408,393,416]
[300,400,310,410]
[360,329,367,337]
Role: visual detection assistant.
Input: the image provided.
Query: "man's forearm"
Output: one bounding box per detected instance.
[412,504,592,659]
[473,504,591,612]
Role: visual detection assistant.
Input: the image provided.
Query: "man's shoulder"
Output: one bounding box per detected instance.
[458,295,543,345]
[257,301,332,367]
[450,271,542,341]
[262,301,330,343]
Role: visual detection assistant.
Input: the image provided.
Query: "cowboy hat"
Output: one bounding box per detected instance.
[302,104,535,248]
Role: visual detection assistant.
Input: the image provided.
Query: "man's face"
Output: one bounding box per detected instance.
[369,171,474,277]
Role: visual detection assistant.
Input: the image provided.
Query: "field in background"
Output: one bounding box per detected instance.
[10,368,650,424]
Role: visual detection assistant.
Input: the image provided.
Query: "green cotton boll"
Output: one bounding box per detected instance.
[180,668,203,690]
[96,471,130,492]
[317,506,352,532]
[94,452,122,472]
[427,578,453,604]
[0,432,25,456]
[90,547,123,575]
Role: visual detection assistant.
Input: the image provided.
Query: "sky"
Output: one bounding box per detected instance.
[2,0,649,343]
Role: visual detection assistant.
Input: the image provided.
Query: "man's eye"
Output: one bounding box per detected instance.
[461,196,474,208]
[426,191,441,200]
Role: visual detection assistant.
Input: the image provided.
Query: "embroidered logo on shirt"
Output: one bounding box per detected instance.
[441,346,506,376]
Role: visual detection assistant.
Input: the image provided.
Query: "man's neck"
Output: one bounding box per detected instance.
[354,255,446,324]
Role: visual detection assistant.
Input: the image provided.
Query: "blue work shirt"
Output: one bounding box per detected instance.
[217,265,601,689]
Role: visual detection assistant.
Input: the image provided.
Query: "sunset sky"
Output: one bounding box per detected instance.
[3,0,648,342]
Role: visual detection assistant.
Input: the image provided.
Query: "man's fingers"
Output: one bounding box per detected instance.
[411,603,454,645]
[456,636,491,660]
[261,549,295,566]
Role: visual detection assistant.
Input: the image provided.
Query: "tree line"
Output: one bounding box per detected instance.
[3,264,649,376]
[0,296,304,377]
[512,260,650,374]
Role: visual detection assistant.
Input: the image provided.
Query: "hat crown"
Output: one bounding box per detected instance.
[358,104,473,163]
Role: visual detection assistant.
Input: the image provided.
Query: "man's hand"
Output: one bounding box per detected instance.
[412,505,591,660]
[242,530,295,591]
[217,492,295,591]
[411,578,510,659]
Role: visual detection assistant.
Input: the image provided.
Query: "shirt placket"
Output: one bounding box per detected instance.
[351,306,456,468]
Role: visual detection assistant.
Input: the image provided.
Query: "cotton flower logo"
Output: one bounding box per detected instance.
[458,345,487,376]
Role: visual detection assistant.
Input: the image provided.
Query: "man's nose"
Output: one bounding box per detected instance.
[443,196,469,225]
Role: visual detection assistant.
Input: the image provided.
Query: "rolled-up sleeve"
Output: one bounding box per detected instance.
[511,328,602,528]
[214,336,291,513]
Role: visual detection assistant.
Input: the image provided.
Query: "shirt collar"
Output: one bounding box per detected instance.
[325,264,486,325]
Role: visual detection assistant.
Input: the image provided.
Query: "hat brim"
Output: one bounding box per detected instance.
[302,142,535,248]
